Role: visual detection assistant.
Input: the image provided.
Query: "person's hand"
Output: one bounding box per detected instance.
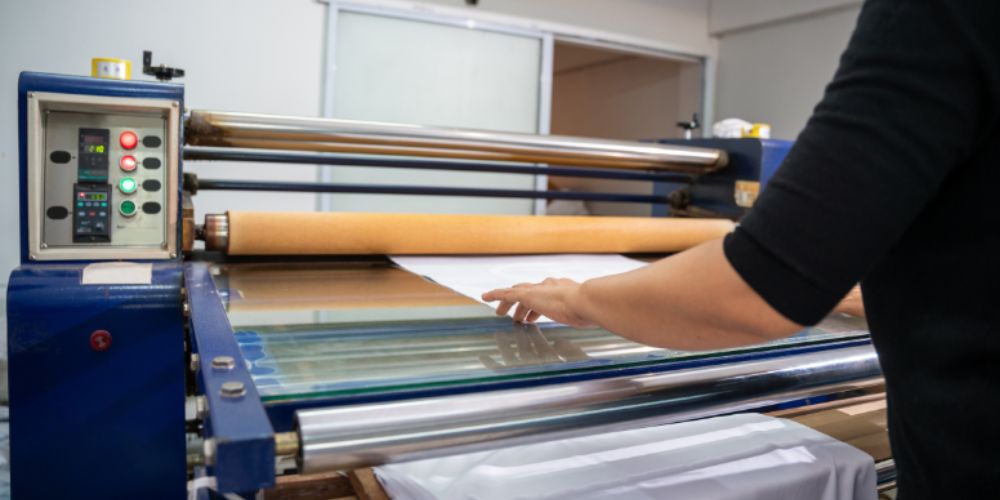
[482,278,597,328]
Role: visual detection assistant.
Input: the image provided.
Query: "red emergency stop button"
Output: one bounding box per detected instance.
[120,131,138,150]
[119,155,137,172]
[90,330,112,352]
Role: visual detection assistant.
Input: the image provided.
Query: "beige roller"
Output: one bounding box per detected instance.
[222,212,735,255]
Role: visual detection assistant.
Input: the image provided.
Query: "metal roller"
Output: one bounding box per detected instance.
[294,344,881,473]
[185,110,727,171]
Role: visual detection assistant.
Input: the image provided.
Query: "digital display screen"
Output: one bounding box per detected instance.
[78,128,109,182]
[79,192,107,201]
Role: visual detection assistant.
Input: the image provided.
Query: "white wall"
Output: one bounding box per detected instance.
[712,3,862,139]
[413,0,712,56]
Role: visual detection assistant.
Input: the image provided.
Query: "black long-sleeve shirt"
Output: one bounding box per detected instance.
[723,1,1000,498]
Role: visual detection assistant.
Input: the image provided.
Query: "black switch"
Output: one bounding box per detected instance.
[142,179,162,192]
[143,135,162,148]
[50,151,71,163]
[142,202,162,214]
[143,157,161,169]
[46,206,69,220]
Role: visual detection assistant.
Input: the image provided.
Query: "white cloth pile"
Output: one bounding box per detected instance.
[375,413,875,500]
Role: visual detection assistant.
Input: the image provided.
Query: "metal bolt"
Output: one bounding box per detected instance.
[195,395,208,419]
[220,381,246,398]
[203,438,216,466]
[40,243,48,249]
[211,355,235,371]
[170,252,177,258]
[29,254,37,260]
[189,353,200,372]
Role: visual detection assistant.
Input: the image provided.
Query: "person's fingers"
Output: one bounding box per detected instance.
[525,311,542,323]
[496,300,516,316]
[482,288,511,301]
[513,303,532,323]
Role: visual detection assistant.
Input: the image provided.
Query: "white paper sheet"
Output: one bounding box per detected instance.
[390,254,648,322]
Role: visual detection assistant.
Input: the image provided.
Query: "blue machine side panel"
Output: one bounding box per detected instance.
[17,71,184,263]
[655,138,793,219]
[7,263,186,499]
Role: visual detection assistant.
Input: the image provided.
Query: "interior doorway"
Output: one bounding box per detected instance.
[548,40,704,216]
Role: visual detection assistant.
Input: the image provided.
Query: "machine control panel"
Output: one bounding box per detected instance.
[72,184,111,242]
[26,90,180,261]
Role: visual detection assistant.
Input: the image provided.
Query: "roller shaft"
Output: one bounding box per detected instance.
[200,212,735,255]
[295,344,881,473]
[185,110,727,171]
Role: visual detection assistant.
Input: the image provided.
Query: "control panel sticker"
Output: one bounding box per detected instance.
[81,262,152,285]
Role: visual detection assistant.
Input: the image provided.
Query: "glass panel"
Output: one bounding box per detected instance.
[214,261,868,403]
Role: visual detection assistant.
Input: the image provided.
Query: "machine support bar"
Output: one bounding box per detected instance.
[185,263,276,492]
[295,345,882,473]
[183,147,696,183]
[196,179,666,204]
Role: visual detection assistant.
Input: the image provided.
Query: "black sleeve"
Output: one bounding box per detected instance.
[723,0,994,325]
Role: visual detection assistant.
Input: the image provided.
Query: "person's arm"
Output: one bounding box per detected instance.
[486,0,987,346]
[483,239,801,351]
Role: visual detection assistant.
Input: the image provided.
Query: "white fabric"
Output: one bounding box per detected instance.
[375,413,876,500]
[390,255,647,322]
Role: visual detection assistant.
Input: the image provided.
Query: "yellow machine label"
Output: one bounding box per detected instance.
[734,180,760,208]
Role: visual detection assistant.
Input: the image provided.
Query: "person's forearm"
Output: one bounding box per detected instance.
[570,239,802,351]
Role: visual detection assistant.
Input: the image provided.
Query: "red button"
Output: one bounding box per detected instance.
[90,330,112,352]
[120,155,137,172]
[120,131,138,150]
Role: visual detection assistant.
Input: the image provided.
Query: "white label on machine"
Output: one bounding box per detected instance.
[82,262,153,285]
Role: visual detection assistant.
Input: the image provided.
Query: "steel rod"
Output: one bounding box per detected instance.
[183,147,695,183]
[295,344,881,473]
[185,110,727,171]
[196,179,666,204]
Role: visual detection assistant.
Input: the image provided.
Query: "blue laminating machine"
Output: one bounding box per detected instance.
[8,72,883,498]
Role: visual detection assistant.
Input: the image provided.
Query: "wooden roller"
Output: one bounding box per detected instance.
[216,211,735,255]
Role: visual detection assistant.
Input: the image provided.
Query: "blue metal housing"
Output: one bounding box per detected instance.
[7,263,187,499]
[9,72,189,498]
[17,71,184,264]
[654,138,793,219]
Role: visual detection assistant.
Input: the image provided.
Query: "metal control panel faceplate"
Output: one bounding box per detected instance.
[43,111,167,247]
[26,91,179,260]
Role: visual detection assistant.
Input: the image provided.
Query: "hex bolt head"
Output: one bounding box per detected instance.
[211,355,236,371]
[220,381,246,398]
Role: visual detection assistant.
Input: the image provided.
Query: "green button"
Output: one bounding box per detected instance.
[119,177,138,194]
[119,200,137,217]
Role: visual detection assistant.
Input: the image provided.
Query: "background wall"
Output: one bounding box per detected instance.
[549,42,702,216]
[711,1,863,140]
